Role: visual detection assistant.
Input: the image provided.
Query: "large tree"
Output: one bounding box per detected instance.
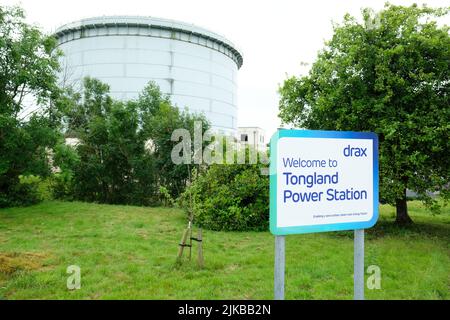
[56,78,209,205]
[0,5,61,207]
[139,83,210,198]
[278,4,449,224]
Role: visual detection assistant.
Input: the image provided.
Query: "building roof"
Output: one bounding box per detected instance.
[54,15,243,69]
[238,126,265,130]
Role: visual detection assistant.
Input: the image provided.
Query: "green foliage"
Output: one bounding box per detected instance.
[56,78,209,206]
[56,78,154,204]
[278,3,450,221]
[137,82,210,197]
[181,160,269,231]
[0,5,62,207]
[5,175,43,207]
[0,5,61,116]
[50,172,73,200]
[158,186,175,207]
[36,178,53,201]
[49,143,78,200]
[18,175,42,203]
[0,111,60,209]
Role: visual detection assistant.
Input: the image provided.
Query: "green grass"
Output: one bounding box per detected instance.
[0,200,448,299]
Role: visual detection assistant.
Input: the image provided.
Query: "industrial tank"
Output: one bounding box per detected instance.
[54,16,243,133]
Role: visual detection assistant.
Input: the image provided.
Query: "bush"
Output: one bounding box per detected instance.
[51,172,74,200]
[50,142,79,201]
[9,175,43,207]
[181,163,269,231]
[158,186,175,207]
[37,177,53,201]
[55,79,209,206]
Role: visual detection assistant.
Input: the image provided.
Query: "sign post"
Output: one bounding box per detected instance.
[270,130,378,300]
[274,235,285,300]
[354,229,364,300]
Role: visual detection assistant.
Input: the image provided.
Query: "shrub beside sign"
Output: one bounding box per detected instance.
[270,130,379,235]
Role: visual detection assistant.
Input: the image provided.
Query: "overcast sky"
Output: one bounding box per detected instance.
[2,0,449,137]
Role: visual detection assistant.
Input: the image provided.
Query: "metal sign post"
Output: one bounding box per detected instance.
[354,229,365,300]
[274,235,285,300]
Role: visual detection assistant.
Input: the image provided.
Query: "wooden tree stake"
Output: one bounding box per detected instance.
[197,228,204,268]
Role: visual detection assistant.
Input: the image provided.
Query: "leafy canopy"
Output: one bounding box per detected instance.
[55,78,210,205]
[278,4,449,221]
[0,5,61,207]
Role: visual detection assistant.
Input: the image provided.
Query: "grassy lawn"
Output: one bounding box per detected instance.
[0,200,448,300]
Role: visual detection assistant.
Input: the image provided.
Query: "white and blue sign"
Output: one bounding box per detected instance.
[270,130,379,235]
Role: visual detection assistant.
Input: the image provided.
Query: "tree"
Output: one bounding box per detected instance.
[0,5,61,207]
[56,77,154,204]
[278,4,449,224]
[138,83,210,198]
[56,78,210,205]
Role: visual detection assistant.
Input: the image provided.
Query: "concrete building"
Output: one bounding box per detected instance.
[237,127,267,151]
[54,16,243,134]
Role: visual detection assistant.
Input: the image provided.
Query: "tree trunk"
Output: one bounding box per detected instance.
[395,189,413,225]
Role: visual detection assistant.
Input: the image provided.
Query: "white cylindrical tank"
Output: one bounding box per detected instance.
[54,16,243,133]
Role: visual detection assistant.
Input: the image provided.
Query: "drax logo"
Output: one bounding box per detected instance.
[343,145,367,157]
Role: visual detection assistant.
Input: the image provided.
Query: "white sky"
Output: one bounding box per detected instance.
[2,0,449,137]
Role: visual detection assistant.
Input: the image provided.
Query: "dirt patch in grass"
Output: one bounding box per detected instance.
[0,252,50,275]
